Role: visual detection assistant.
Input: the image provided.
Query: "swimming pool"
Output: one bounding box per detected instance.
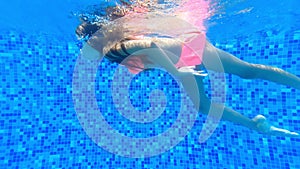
[1,0,299,168]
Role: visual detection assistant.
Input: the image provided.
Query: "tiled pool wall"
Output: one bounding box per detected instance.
[1,31,299,169]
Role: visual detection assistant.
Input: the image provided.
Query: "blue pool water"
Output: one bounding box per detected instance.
[1,0,300,168]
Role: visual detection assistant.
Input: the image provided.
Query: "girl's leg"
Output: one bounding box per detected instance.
[202,42,300,89]
[191,75,257,130]
[194,42,299,137]
[178,71,257,129]
[184,74,299,137]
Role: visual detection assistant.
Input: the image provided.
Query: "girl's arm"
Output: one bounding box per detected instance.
[144,42,181,76]
[122,39,180,76]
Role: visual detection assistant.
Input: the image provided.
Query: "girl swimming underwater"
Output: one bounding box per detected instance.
[75,1,299,138]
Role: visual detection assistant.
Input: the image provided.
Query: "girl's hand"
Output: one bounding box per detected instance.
[176,66,207,79]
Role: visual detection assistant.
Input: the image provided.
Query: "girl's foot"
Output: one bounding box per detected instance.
[252,115,299,138]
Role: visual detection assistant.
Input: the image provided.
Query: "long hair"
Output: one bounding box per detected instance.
[75,22,102,40]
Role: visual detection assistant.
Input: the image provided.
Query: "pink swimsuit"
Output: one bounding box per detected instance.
[123,32,206,74]
[175,33,206,68]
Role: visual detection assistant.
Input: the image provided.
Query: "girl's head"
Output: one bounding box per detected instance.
[76,20,128,57]
[75,22,102,40]
[75,3,130,43]
[75,2,149,58]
